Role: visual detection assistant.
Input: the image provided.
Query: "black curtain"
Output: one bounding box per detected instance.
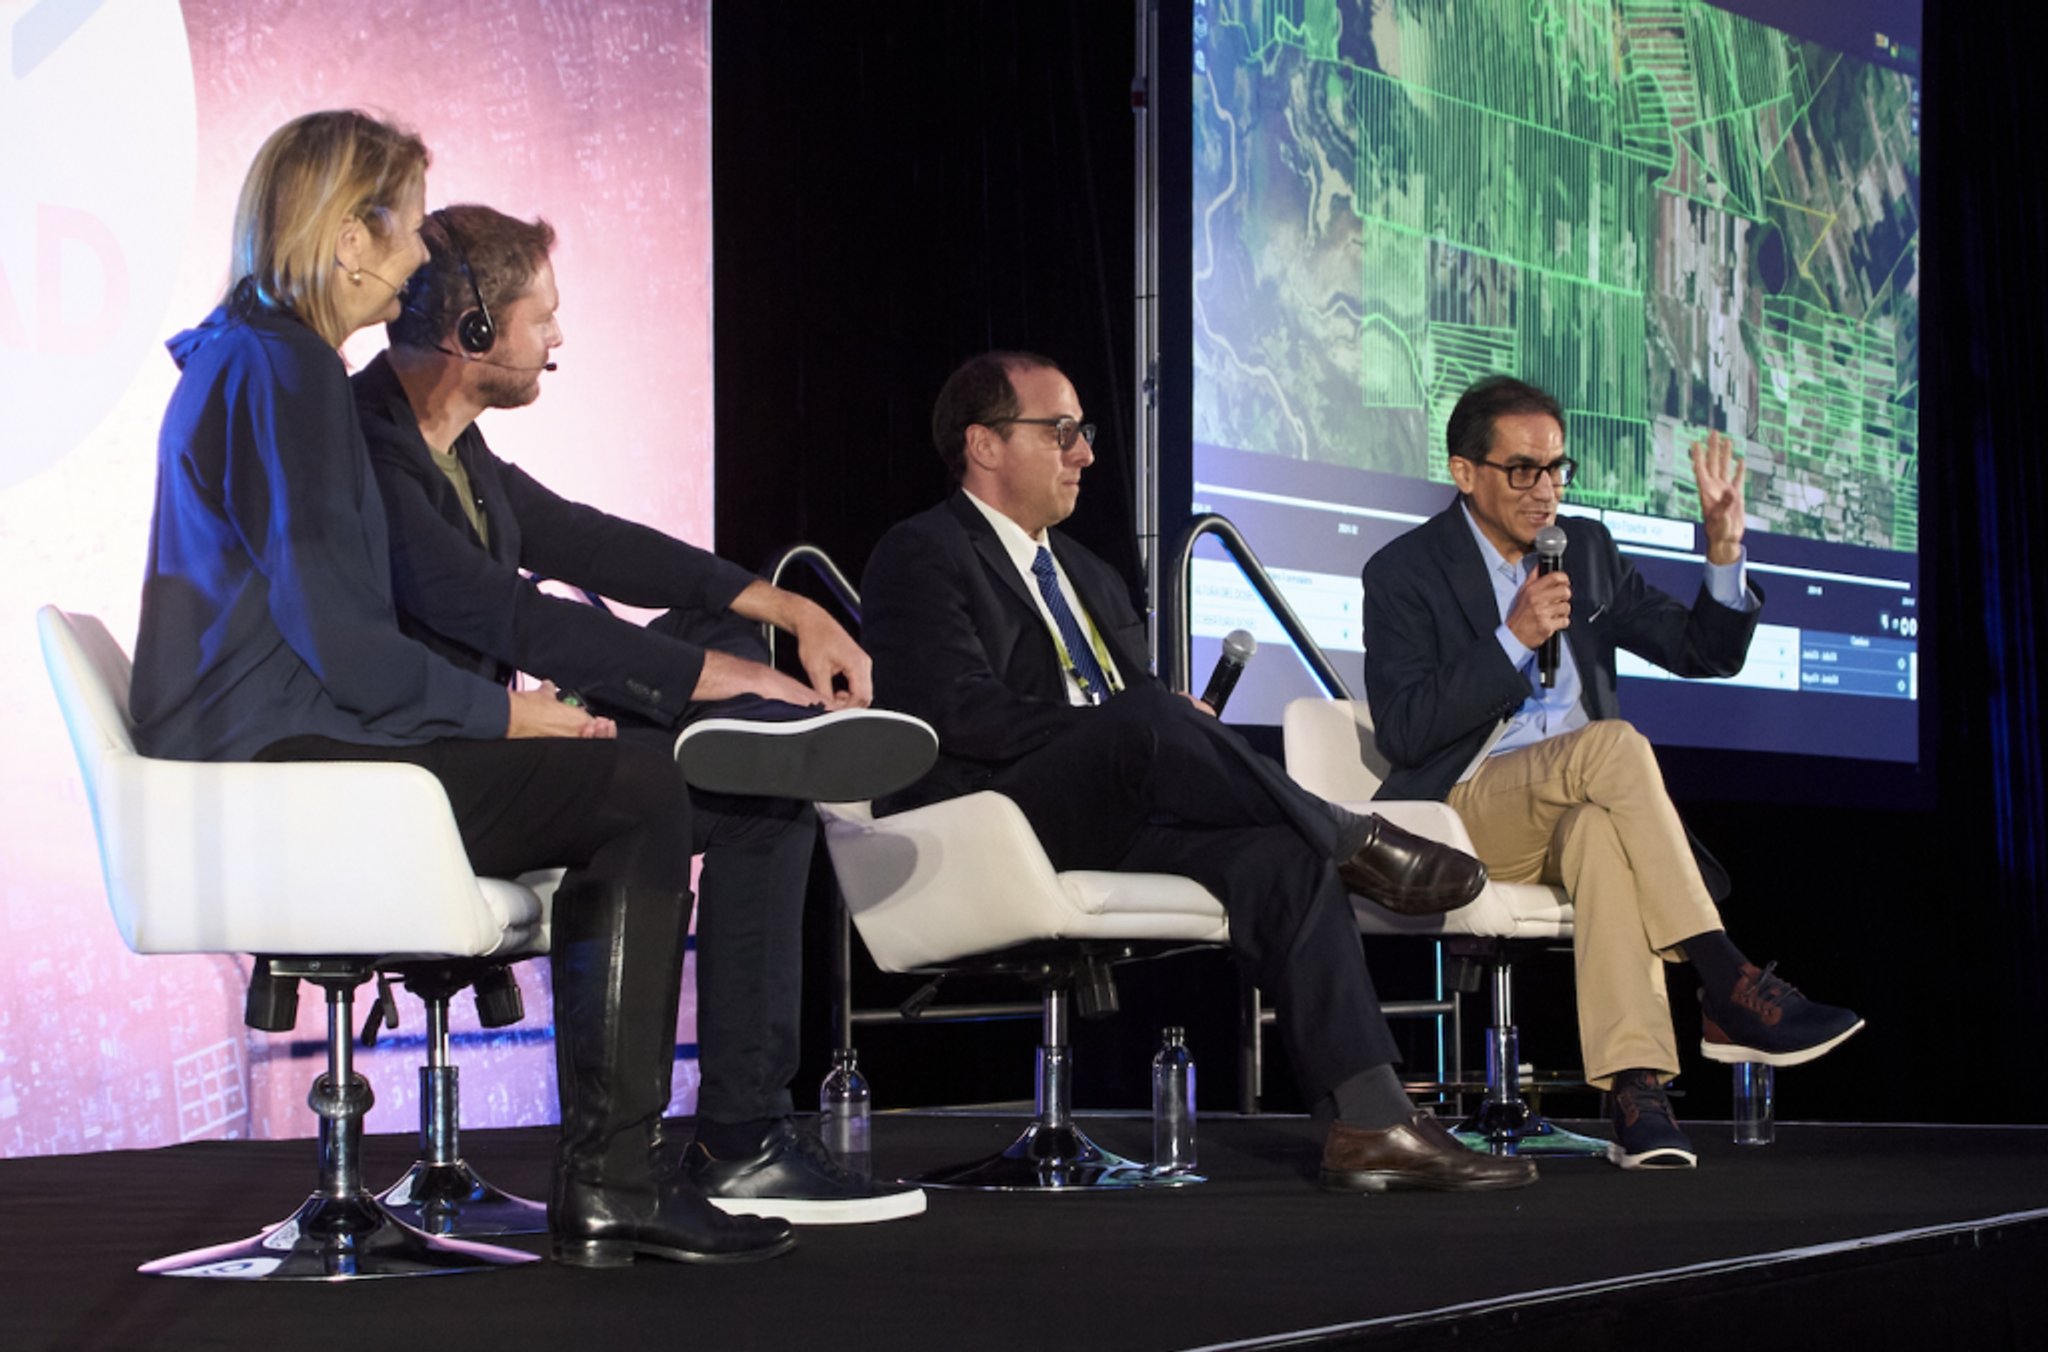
[1922,0,2048,1017]
[711,0,1140,595]
[713,1,2048,1121]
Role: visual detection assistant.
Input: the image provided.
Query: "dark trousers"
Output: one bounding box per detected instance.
[612,728,814,1127]
[640,607,819,1126]
[987,684,1400,1104]
[254,734,692,893]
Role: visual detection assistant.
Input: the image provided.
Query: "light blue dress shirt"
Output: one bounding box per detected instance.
[1461,504,1754,765]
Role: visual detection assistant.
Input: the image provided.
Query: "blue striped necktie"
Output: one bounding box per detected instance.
[1031,546,1112,702]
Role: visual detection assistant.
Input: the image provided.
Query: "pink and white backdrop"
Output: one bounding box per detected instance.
[1,0,716,1157]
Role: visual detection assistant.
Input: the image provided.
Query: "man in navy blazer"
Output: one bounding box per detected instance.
[862,351,1535,1194]
[1361,375,1862,1169]
[354,205,930,1226]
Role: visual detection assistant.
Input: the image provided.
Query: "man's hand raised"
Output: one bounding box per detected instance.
[1692,428,1747,566]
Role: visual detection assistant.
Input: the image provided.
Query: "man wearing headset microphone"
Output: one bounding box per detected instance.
[350,205,934,1226]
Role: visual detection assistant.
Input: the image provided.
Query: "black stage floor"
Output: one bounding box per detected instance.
[4,1113,2045,1352]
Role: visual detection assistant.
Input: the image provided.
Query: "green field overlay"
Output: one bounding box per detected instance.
[1193,0,1919,549]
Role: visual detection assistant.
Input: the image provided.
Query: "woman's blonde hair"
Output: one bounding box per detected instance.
[230,110,430,347]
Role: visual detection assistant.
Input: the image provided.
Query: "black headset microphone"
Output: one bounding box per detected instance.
[439,347,559,373]
[1534,523,1568,689]
[1200,629,1259,716]
[428,209,558,372]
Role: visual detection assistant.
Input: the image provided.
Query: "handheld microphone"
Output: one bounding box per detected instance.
[1200,629,1258,715]
[1534,524,1568,689]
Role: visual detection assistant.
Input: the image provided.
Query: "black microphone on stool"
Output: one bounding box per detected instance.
[1534,524,1568,689]
[1201,629,1258,715]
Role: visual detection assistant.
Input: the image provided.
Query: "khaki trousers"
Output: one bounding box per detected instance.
[1446,721,1722,1088]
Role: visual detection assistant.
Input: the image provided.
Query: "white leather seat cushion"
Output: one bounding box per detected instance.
[821,794,1229,972]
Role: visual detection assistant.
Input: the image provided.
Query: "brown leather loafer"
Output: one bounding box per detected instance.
[1319,1112,1537,1193]
[1336,815,1488,916]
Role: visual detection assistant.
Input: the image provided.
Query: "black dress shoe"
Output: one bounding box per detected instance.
[1336,815,1488,915]
[551,1172,797,1268]
[1319,1112,1537,1193]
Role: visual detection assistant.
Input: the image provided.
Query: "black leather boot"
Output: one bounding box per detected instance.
[547,880,795,1267]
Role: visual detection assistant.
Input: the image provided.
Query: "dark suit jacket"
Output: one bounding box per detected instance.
[861,491,1152,811]
[1361,499,1762,802]
[352,354,758,727]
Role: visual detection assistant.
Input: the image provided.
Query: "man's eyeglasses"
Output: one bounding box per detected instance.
[1469,456,1577,490]
[986,416,1096,451]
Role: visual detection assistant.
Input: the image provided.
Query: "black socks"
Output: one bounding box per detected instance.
[1681,928,1751,1005]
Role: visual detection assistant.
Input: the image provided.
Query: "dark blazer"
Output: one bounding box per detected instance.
[861,491,1152,811]
[352,354,758,727]
[1360,499,1762,802]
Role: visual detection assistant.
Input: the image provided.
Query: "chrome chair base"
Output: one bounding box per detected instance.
[378,1159,549,1237]
[139,1190,539,1280]
[1454,1098,1610,1158]
[919,1121,1203,1191]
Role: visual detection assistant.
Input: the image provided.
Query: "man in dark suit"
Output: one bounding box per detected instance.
[1361,375,1863,1170]
[354,205,934,1225]
[861,351,1534,1193]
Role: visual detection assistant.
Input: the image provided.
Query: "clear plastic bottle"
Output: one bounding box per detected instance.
[1152,1026,1197,1174]
[1732,1062,1775,1146]
[819,1047,872,1177]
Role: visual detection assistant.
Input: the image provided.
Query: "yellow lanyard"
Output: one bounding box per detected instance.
[1042,602,1123,704]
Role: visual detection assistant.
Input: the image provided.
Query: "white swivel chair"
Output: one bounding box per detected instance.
[1283,696,1605,1157]
[39,606,551,1279]
[818,793,1231,1189]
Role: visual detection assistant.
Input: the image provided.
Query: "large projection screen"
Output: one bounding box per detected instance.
[1182,0,1923,787]
[1,0,714,1157]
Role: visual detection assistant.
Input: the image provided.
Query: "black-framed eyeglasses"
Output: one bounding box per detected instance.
[986,416,1096,451]
[1470,456,1577,490]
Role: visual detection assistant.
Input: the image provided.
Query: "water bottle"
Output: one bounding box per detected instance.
[819,1047,872,1177]
[1152,1027,1197,1174]
[1732,1062,1775,1146]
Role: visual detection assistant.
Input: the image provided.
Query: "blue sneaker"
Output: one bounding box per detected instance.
[1700,962,1864,1067]
[1607,1071,1696,1170]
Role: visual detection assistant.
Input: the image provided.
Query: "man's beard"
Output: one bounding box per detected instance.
[476,365,543,410]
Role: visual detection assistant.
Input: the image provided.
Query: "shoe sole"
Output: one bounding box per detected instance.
[1700,1017,1865,1068]
[705,1189,928,1225]
[1606,1142,1698,1170]
[674,710,937,802]
[551,1232,798,1267]
[1318,1167,1536,1194]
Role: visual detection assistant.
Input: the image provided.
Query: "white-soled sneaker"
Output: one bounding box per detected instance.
[686,1120,927,1225]
[674,708,937,802]
[1606,1071,1697,1170]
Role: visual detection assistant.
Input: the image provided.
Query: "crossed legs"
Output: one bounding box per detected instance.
[1446,720,1722,1089]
